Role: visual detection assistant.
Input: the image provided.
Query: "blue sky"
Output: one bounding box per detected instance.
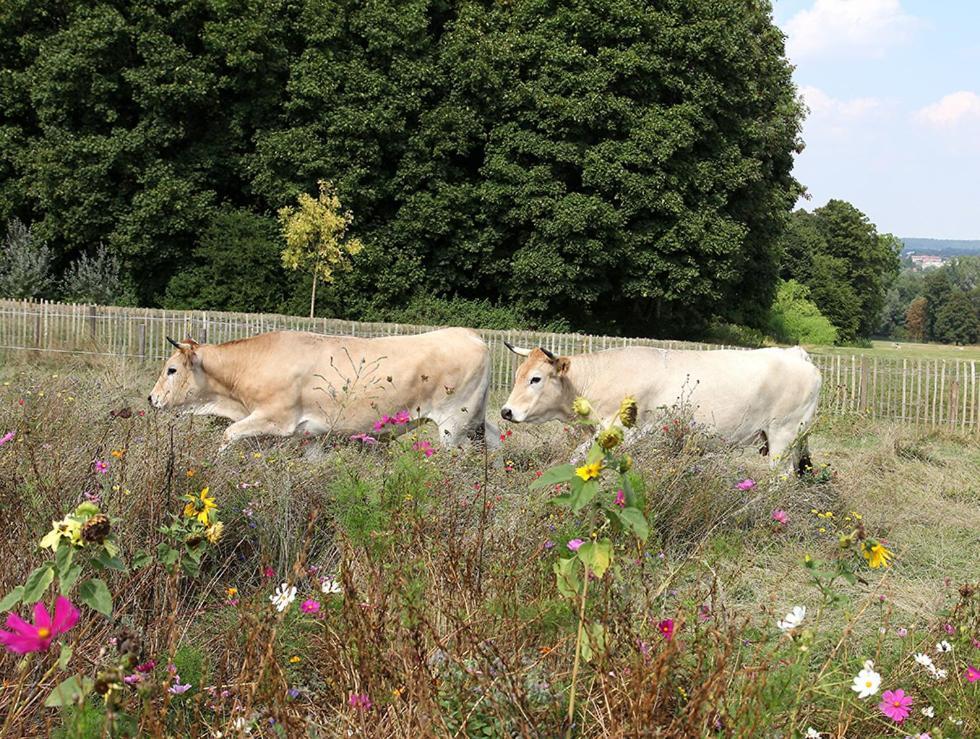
[773,0,980,239]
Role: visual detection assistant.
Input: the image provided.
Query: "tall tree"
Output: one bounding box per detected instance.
[904,297,927,342]
[933,290,979,345]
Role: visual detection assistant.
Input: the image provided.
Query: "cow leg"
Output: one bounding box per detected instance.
[220,413,288,451]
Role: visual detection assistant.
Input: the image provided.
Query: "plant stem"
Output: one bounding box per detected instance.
[565,563,590,739]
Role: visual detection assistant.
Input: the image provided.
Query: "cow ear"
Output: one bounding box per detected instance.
[555,356,571,376]
[182,337,200,350]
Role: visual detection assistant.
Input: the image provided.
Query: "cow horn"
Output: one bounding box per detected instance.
[166,336,181,349]
[503,341,532,357]
[540,347,556,360]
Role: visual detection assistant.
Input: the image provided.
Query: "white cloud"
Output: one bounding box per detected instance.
[800,85,881,120]
[916,91,980,128]
[784,0,921,60]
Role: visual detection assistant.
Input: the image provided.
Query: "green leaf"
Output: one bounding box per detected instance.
[181,558,201,578]
[577,539,613,579]
[585,443,604,464]
[78,578,112,617]
[44,675,94,707]
[570,480,599,513]
[553,557,581,599]
[73,502,100,519]
[57,644,73,671]
[580,622,607,663]
[102,540,120,558]
[0,586,24,611]
[55,544,75,578]
[619,475,637,508]
[23,566,55,604]
[59,564,83,595]
[92,550,126,572]
[530,464,575,490]
[617,507,649,542]
[131,551,152,570]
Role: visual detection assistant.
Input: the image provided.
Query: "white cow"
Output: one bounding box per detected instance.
[149,328,498,449]
[500,343,821,473]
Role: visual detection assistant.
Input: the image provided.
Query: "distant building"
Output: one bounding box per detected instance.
[908,254,947,269]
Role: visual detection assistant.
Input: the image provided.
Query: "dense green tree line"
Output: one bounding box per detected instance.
[1,0,802,337]
[879,258,980,345]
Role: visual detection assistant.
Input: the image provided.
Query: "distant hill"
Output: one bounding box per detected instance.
[901,237,980,256]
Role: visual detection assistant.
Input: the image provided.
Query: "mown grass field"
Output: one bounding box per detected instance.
[809,340,980,363]
[0,353,977,738]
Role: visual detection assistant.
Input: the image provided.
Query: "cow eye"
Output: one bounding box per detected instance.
[529,376,541,385]
[167,367,177,375]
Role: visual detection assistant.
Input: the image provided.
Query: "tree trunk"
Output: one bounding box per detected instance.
[309,272,318,319]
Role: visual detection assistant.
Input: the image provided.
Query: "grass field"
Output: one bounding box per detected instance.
[0,354,977,737]
[810,339,980,363]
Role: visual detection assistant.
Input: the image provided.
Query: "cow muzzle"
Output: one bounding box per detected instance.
[501,406,525,423]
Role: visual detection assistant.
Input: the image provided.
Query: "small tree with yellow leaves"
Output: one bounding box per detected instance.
[278,181,363,318]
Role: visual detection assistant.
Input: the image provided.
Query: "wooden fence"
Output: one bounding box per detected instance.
[1,299,978,433]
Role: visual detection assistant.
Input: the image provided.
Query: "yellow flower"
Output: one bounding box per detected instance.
[252,452,262,459]
[862,542,893,569]
[226,587,238,598]
[618,396,638,428]
[575,461,603,481]
[206,521,224,544]
[186,469,196,478]
[110,449,124,459]
[289,655,301,664]
[184,487,218,525]
[39,517,83,550]
[572,397,593,418]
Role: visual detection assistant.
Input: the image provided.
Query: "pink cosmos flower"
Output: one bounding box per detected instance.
[301,599,320,614]
[736,479,756,491]
[263,566,275,579]
[896,627,908,638]
[392,410,411,425]
[614,490,626,508]
[349,433,377,445]
[135,659,156,673]
[0,431,14,446]
[657,619,675,641]
[413,440,435,458]
[349,693,372,711]
[878,689,913,722]
[771,509,788,524]
[123,674,143,685]
[0,596,79,654]
[567,539,584,552]
[966,665,980,683]
[169,677,191,695]
[93,459,108,474]
[373,414,391,431]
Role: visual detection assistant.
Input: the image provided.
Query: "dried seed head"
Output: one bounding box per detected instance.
[81,514,111,544]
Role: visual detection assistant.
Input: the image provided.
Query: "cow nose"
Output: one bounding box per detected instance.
[501,407,513,421]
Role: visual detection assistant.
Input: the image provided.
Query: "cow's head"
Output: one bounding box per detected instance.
[148,337,205,409]
[500,342,574,423]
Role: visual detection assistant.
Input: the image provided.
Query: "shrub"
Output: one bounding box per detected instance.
[61,245,135,305]
[768,279,839,345]
[367,292,570,332]
[0,219,55,299]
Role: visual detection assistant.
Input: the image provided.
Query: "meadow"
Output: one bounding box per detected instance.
[0,353,977,738]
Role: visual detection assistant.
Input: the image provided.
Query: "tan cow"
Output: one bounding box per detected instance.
[148,328,498,449]
[500,344,822,473]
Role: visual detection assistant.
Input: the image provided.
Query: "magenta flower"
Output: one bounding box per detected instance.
[567,539,584,552]
[262,566,275,578]
[0,596,79,654]
[614,489,626,508]
[736,478,756,491]
[392,410,411,425]
[896,627,908,638]
[301,599,320,614]
[0,431,14,446]
[943,623,955,635]
[349,692,372,711]
[771,509,788,525]
[93,459,109,474]
[413,440,435,458]
[123,674,143,685]
[878,689,913,722]
[657,618,675,641]
[543,539,555,550]
[967,665,980,683]
[135,659,156,673]
[349,433,377,445]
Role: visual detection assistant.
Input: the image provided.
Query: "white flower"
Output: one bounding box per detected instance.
[805,729,820,739]
[931,667,947,681]
[914,652,935,669]
[850,662,881,699]
[321,577,342,595]
[777,605,806,631]
[935,640,952,653]
[269,583,297,612]
[921,705,935,718]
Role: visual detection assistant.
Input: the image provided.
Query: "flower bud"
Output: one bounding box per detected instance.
[618,396,638,429]
[597,426,623,451]
[572,397,593,418]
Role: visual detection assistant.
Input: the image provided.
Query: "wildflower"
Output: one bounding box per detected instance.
[0,596,79,654]
[301,600,320,614]
[567,539,584,552]
[39,516,83,550]
[0,431,14,446]
[372,415,390,431]
[186,469,196,477]
[878,688,913,723]
[413,440,435,458]
[262,566,275,578]
[777,605,806,632]
[123,674,143,685]
[288,687,301,698]
[897,627,908,638]
[966,666,980,683]
[657,619,675,641]
[771,509,789,525]
[697,604,711,622]
[205,522,224,544]
[736,478,756,491]
[392,409,411,425]
[169,675,191,695]
[862,541,893,569]
[571,397,592,418]
[110,449,124,459]
[289,656,301,664]
[597,426,623,451]
[349,433,377,445]
[575,461,602,481]
[81,514,111,544]
[135,660,156,673]
[944,623,955,635]
[270,583,297,612]
[805,729,820,738]
[851,660,881,698]
[921,705,935,718]
[183,487,217,525]
[543,539,555,549]
[613,489,626,508]
[93,459,108,474]
[321,578,342,595]
[499,429,512,442]
[349,693,372,711]
[618,396,638,428]
[936,640,952,653]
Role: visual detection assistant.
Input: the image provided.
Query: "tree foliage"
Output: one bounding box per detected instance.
[904,297,927,342]
[0,219,55,299]
[767,279,837,345]
[1,0,802,336]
